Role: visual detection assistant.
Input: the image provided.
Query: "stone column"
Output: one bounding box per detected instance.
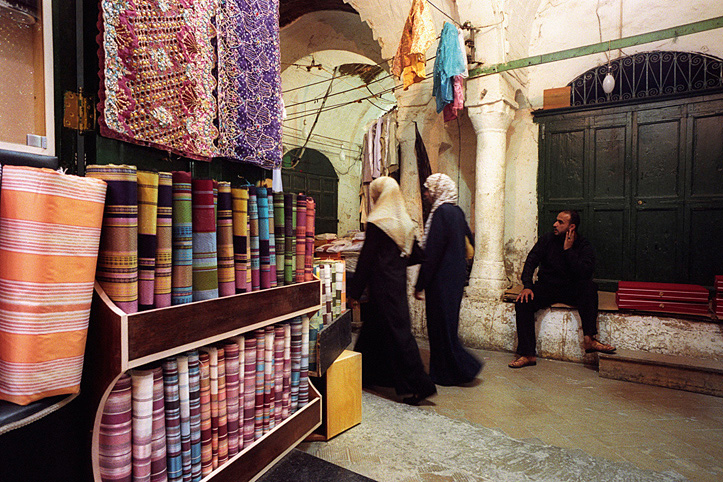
[466,95,516,299]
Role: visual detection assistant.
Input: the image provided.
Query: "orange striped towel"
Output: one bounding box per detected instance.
[0,166,107,405]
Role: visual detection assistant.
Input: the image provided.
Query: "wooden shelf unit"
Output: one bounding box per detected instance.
[84,279,323,482]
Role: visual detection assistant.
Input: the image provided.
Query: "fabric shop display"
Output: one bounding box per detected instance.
[305,197,316,282]
[176,355,192,480]
[130,369,154,481]
[254,329,265,440]
[257,187,271,290]
[248,188,261,292]
[284,193,296,285]
[191,179,219,301]
[295,195,307,283]
[224,340,241,457]
[150,366,167,482]
[242,335,256,448]
[171,172,194,306]
[216,182,236,297]
[162,358,182,482]
[231,187,250,294]
[187,351,203,480]
[268,191,278,288]
[274,192,285,286]
[137,171,159,311]
[86,164,138,314]
[98,374,133,482]
[154,172,173,308]
[0,166,106,405]
[98,0,282,168]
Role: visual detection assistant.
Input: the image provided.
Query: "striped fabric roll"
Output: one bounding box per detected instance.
[299,315,310,407]
[199,347,219,470]
[131,369,155,482]
[242,335,256,448]
[176,356,192,481]
[336,260,346,312]
[198,351,213,477]
[154,172,173,308]
[324,264,333,326]
[283,193,295,285]
[98,374,132,482]
[295,194,306,283]
[186,351,202,481]
[230,187,249,294]
[273,192,285,286]
[171,172,193,305]
[289,317,301,413]
[162,359,182,482]
[224,341,241,457]
[0,166,106,404]
[305,197,315,282]
[192,179,219,301]
[215,346,229,466]
[150,367,167,482]
[86,164,138,314]
[263,326,275,433]
[256,187,271,290]
[248,187,260,291]
[273,325,284,424]
[254,329,265,440]
[137,171,159,310]
[216,182,236,297]
[282,323,291,420]
[268,192,277,288]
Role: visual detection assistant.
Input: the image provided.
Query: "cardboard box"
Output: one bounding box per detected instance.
[543,86,571,109]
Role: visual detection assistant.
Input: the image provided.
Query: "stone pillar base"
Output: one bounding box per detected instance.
[466,277,509,300]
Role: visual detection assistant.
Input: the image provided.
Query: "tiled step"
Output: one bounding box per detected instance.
[598,349,723,397]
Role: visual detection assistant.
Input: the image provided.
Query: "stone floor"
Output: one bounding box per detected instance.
[298,342,723,482]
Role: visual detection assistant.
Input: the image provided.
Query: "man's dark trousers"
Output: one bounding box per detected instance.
[514,280,599,357]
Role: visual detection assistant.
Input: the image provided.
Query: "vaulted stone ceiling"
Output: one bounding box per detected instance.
[280,0,356,27]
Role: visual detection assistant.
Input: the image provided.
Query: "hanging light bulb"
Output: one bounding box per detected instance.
[602,72,615,94]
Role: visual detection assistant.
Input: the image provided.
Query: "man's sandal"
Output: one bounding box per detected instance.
[584,338,616,354]
[508,356,537,369]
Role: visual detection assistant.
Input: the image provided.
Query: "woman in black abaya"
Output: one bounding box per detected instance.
[348,176,436,405]
[415,173,482,386]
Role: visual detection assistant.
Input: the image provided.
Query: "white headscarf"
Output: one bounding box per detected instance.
[366,176,417,257]
[421,173,458,248]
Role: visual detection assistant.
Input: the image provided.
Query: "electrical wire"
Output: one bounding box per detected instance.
[426,0,462,28]
[283,125,363,149]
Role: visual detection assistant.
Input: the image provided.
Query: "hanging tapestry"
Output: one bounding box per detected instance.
[216,0,283,168]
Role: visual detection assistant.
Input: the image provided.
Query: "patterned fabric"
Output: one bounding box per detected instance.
[171,172,193,305]
[289,317,301,413]
[215,346,229,466]
[0,166,106,404]
[257,187,271,289]
[273,192,285,286]
[281,323,291,420]
[86,164,138,314]
[283,193,296,285]
[223,341,241,457]
[262,327,275,432]
[443,75,465,122]
[268,192,277,288]
[248,188,260,291]
[295,195,306,283]
[299,315,310,407]
[150,366,167,482]
[242,335,256,448]
[186,351,203,481]
[273,325,284,423]
[192,179,218,301]
[176,356,192,481]
[422,173,458,248]
[392,0,436,89]
[305,197,315,282]
[99,374,133,482]
[97,1,218,161]
[216,0,283,168]
[254,328,265,439]
[231,187,249,293]
[162,359,182,482]
[198,351,213,476]
[131,369,154,481]
[216,182,236,297]
[154,172,173,308]
[137,171,159,310]
[433,22,468,114]
[199,347,219,470]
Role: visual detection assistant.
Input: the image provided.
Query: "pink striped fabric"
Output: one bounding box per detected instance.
[263,326,275,433]
[154,172,173,308]
[254,329,264,440]
[176,355,192,480]
[242,335,256,448]
[295,195,306,282]
[274,325,284,424]
[282,323,291,420]
[99,374,133,482]
[150,366,167,482]
[216,346,229,466]
[0,166,106,404]
[305,197,315,281]
[198,352,213,476]
[216,182,236,296]
[131,369,155,482]
[224,340,241,457]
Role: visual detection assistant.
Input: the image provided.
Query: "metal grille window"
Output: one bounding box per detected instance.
[569,51,723,106]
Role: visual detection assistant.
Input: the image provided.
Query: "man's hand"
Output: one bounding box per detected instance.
[564,226,577,250]
[516,288,534,303]
[414,290,424,300]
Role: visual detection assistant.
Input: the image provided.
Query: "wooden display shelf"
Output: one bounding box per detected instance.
[83,280,322,482]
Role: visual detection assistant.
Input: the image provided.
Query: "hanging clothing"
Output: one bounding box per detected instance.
[443,75,465,122]
[416,174,482,386]
[433,22,468,114]
[392,0,436,90]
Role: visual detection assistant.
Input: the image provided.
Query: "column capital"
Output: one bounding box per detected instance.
[467,98,517,135]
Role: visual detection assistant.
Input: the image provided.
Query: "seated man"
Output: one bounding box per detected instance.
[509,210,615,369]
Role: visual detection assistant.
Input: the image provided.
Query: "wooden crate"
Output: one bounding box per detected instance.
[543,86,571,109]
[310,350,362,440]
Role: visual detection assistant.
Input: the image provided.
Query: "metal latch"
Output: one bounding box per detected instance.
[63,89,96,133]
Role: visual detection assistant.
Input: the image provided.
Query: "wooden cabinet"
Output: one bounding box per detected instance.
[83,279,322,482]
